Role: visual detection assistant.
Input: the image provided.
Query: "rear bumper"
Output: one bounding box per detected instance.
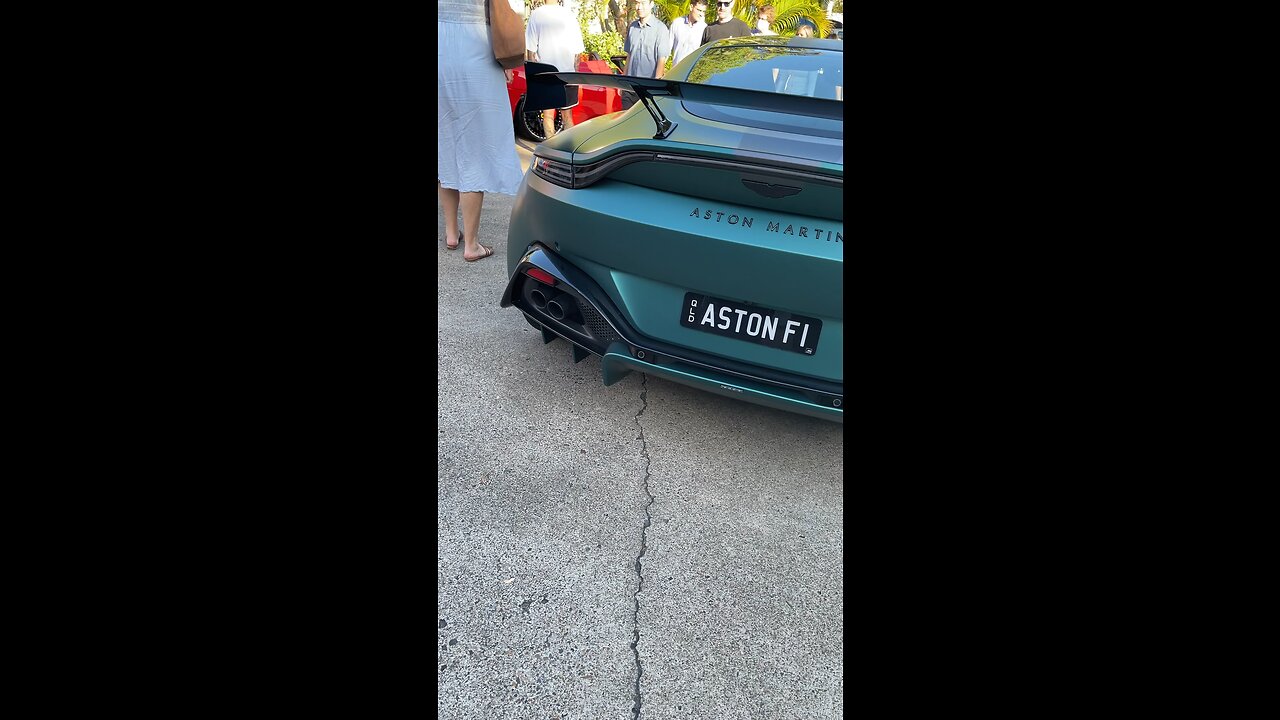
[500,243,843,423]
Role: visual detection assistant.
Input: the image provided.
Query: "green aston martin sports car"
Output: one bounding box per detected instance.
[500,36,843,422]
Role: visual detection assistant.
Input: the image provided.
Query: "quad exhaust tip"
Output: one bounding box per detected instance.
[530,287,552,310]
[525,280,580,324]
[546,296,568,321]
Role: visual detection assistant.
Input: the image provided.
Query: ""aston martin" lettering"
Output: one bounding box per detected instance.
[693,207,840,242]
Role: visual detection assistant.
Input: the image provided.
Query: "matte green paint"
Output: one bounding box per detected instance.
[506,37,843,419]
[509,173,842,382]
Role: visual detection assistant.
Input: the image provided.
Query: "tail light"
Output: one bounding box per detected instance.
[532,155,574,188]
[532,152,655,189]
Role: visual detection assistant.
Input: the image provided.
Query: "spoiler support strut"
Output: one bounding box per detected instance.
[634,87,675,139]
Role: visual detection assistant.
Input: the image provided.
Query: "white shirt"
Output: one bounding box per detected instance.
[669,14,707,67]
[526,3,585,73]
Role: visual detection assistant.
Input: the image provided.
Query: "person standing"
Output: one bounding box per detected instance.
[753,5,777,35]
[702,1,752,44]
[669,0,708,68]
[621,0,672,109]
[526,0,586,138]
[438,0,525,262]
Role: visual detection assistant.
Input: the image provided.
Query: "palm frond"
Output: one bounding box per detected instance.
[653,0,691,24]
[754,0,831,36]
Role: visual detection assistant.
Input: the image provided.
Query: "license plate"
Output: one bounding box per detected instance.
[680,292,822,356]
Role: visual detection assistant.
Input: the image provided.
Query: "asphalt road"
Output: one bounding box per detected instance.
[438,139,845,720]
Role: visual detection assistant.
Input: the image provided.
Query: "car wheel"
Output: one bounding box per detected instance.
[514,96,563,142]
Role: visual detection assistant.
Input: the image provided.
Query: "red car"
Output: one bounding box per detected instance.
[507,58,625,142]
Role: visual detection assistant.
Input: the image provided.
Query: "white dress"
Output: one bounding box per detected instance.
[438,0,525,195]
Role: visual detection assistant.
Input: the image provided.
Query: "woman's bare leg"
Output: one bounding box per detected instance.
[461,191,491,260]
[439,181,460,248]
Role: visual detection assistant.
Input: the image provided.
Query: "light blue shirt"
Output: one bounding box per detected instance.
[624,16,673,78]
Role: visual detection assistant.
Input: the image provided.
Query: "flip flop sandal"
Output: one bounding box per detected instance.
[464,244,494,263]
[446,232,462,251]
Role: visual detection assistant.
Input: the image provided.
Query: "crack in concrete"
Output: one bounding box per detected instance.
[630,373,654,720]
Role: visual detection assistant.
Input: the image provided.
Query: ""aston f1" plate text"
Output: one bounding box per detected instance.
[680,292,822,356]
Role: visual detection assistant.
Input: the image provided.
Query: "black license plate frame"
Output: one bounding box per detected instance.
[679,292,822,356]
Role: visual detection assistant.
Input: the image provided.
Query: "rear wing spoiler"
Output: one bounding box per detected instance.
[522,61,843,140]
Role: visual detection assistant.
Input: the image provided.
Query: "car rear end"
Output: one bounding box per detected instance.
[502,40,844,422]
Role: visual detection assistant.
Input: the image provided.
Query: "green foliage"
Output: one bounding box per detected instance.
[674,1,831,37]
[590,0,628,34]
[576,0,613,36]
[584,31,625,60]
[597,0,832,37]
[761,0,830,37]
[654,0,691,24]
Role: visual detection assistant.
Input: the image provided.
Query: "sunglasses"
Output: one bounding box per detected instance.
[716,2,733,7]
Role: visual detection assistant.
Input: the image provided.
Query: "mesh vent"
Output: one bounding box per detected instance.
[578,303,619,343]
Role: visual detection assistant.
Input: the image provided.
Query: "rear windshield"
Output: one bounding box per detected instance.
[687,46,843,101]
